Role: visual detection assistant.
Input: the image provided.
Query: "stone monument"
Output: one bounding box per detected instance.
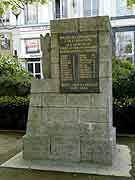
[23,16,116,165]
[40,33,51,78]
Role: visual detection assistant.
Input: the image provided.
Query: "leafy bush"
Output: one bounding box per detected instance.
[113,57,135,99]
[0,96,29,130]
[0,55,31,130]
[112,57,135,134]
[113,98,135,134]
[0,96,30,106]
[0,55,32,96]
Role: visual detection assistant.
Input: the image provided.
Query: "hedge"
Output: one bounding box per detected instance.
[113,98,135,134]
[0,96,29,130]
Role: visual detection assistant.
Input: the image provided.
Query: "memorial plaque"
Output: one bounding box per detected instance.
[59,32,99,93]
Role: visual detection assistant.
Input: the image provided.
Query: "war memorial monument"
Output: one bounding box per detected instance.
[2,16,131,177]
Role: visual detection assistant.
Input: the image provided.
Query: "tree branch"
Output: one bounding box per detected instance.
[11,0,25,10]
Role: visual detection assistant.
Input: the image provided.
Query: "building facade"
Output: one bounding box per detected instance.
[0,3,50,79]
[48,0,116,19]
[0,0,135,79]
[49,0,135,64]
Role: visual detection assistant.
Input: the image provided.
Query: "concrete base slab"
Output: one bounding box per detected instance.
[1,145,131,177]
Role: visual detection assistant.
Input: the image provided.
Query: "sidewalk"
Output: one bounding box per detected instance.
[0,132,23,165]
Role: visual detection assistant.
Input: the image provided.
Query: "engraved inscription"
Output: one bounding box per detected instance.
[50,136,80,161]
[80,52,96,80]
[59,32,99,93]
[61,55,73,81]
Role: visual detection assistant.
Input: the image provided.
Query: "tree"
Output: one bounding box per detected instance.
[112,56,135,99]
[127,0,135,7]
[0,0,47,16]
[0,55,32,96]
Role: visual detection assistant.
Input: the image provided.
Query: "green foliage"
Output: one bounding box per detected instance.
[127,0,135,7]
[112,56,135,99]
[0,55,32,96]
[0,96,29,130]
[113,58,135,134]
[124,43,132,53]
[0,0,48,16]
[113,97,135,134]
[113,97,135,108]
[0,96,30,106]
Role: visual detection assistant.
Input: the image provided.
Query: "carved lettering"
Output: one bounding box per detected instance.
[59,32,99,93]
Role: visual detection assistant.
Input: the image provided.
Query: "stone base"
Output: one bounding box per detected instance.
[23,124,116,165]
[1,145,131,177]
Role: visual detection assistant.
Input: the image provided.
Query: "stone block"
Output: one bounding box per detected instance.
[31,79,60,93]
[100,78,112,95]
[79,123,111,138]
[49,136,80,162]
[51,48,59,63]
[99,61,112,78]
[51,18,79,33]
[112,128,116,146]
[51,33,59,48]
[27,107,42,124]
[66,94,90,107]
[99,46,112,59]
[99,32,112,47]
[96,16,111,32]
[26,107,49,135]
[108,99,113,124]
[40,122,80,136]
[42,94,66,107]
[30,94,42,107]
[80,16,111,32]
[80,17,97,32]
[23,135,50,160]
[51,63,60,79]
[90,94,108,108]
[23,151,40,160]
[79,108,108,123]
[80,137,114,165]
[47,108,77,123]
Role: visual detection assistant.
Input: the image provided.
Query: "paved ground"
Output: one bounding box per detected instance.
[0,132,135,180]
[0,132,23,165]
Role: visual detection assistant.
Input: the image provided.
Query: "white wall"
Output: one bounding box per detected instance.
[99,0,116,17]
[68,0,81,18]
[38,4,49,24]
[12,26,50,59]
[48,0,119,19]
[9,3,50,26]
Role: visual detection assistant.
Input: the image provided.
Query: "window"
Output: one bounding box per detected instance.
[1,34,10,50]
[62,0,67,18]
[0,33,12,51]
[116,31,134,64]
[55,0,67,19]
[116,0,134,16]
[55,0,60,18]
[24,4,38,24]
[25,39,40,54]
[27,58,42,79]
[0,11,10,26]
[83,0,99,16]
[93,0,98,15]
